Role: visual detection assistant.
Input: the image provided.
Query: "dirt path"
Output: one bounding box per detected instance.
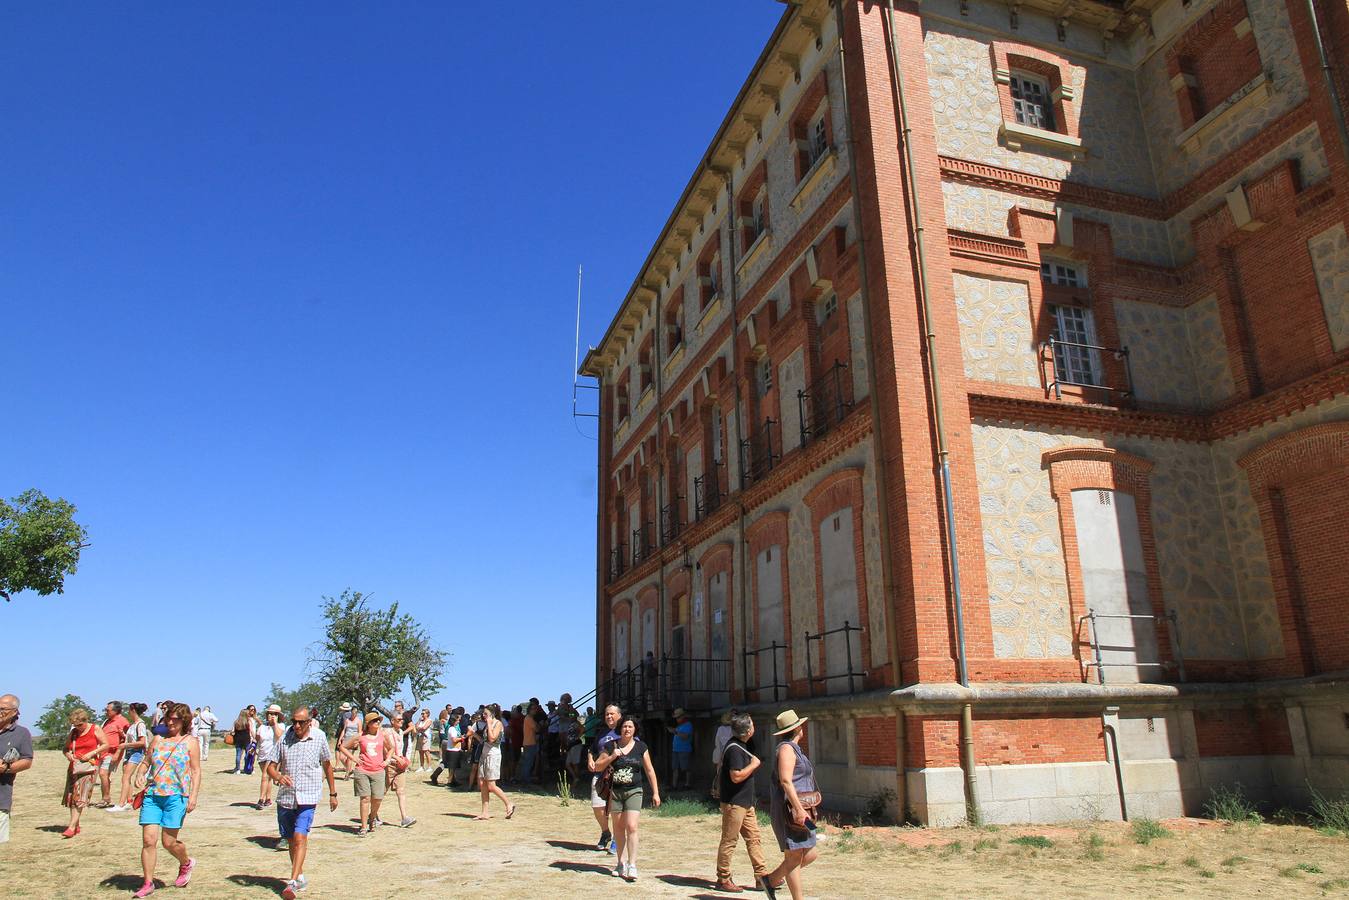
[2,751,1346,898]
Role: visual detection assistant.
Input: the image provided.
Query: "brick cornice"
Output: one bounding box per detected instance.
[938,101,1323,224]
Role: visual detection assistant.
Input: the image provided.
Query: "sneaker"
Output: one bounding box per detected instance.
[607,840,616,854]
[373,816,384,826]
[400,816,416,828]
[281,881,298,900]
[133,882,156,898]
[106,804,124,812]
[626,866,638,881]
[613,863,625,878]
[174,858,195,888]
[596,831,611,851]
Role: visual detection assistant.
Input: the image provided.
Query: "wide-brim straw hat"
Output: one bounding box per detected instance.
[266,704,282,714]
[773,709,809,736]
[673,708,687,719]
[339,703,352,711]
[364,712,383,724]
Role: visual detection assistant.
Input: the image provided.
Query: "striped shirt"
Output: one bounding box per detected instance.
[268,727,332,808]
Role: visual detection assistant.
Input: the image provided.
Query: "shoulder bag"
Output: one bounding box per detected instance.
[131,736,184,810]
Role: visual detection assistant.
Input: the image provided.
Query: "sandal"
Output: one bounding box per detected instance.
[506,804,517,820]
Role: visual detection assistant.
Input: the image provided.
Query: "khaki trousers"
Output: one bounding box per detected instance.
[716,802,768,881]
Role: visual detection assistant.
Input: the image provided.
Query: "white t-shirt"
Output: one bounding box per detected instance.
[713,724,733,764]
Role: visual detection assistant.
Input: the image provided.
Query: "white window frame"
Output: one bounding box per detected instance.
[1050,304,1102,387]
[807,107,829,170]
[1040,259,1085,287]
[759,358,774,396]
[1010,71,1055,131]
[708,254,722,297]
[750,191,767,242]
[711,407,723,464]
[819,293,838,325]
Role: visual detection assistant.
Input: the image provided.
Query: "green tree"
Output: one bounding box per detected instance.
[264,681,334,727]
[307,590,449,715]
[34,694,95,750]
[0,489,89,602]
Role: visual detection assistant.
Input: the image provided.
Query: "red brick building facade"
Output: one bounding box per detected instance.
[580,0,1349,824]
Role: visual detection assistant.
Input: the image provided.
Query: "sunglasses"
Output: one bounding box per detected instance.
[291,719,311,725]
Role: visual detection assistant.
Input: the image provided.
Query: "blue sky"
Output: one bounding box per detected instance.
[3,2,783,728]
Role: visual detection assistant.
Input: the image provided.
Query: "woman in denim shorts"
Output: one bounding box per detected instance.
[596,716,661,883]
[130,702,200,898]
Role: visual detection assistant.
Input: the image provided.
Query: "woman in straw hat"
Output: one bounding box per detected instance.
[762,710,820,900]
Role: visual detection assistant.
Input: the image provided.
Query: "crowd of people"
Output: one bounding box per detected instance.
[0,690,823,900]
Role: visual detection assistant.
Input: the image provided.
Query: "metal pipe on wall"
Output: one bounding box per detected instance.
[878,0,979,824]
[833,0,906,821]
[1305,0,1349,168]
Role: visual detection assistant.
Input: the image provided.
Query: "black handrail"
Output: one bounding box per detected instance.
[608,543,627,582]
[798,361,853,447]
[660,501,683,545]
[694,461,725,521]
[631,523,655,566]
[1040,337,1133,400]
[741,640,788,702]
[804,621,866,696]
[600,656,732,715]
[739,418,779,489]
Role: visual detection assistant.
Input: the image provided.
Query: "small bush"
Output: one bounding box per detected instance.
[1010,835,1053,849]
[1296,862,1324,874]
[1310,786,1349,835]
[940,840,964,857]
[973,838,1000,852]
[555,771,571,807]
[1131,818,1172,845]
[1198,869,1216,879]
[1221,855,1247,867]
[864,787,896,823]
[1321,878,1349,890]
[1204,783,1262,824]
[1271,807,1301,826]
[1183,856,1200,868]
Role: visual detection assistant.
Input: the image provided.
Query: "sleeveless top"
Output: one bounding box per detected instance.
[358,733,387,773]
[341,714,361,739]
[68,724,99,759]
[482,720,502,748]
[148,736,193,797]
[775,741,816,798]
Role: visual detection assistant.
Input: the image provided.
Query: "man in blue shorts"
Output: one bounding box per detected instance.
[265,707,337,899]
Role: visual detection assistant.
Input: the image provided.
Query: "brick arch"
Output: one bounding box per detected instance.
[1237,423,1349,675]
[1041,446,1172,678]
[803,467,872,686]
[636,585,660,665]
[697,542,735,688]
[747,510,793,698]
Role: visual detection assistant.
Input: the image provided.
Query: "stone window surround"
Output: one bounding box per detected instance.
[636,585,659,663]
[697,227,723,313]
[789,69,834,185]
[611,596,634,670]
[747,510,795,692]
[1041,447,1179,678]
[1238,422,1349,677]
[989,41,1085,160]
[737,159,771,259]
[802,467,873,682]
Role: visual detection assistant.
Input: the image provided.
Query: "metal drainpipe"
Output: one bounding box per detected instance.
[833,0,905,821]
[1305,0,1349,168]
[655,282,666,709]
[879,0,979,824]
[722,171,751,709]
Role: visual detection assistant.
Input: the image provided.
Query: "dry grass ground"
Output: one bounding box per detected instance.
[2,750,1348,898]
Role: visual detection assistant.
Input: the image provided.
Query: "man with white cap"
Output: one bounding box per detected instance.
[336,704,360,779]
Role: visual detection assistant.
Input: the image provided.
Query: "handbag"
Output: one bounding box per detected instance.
[597,769,613,803]
[70,758,97,777]
[224,733,235,746]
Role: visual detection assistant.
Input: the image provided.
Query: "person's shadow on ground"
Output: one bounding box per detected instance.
[548,860,614,876]
[100,875,159,890]
[36,825,68,833]
[320,823,360,834]
[545,839,596,851]
[244,835,282,850]
[228,875,289,891]
[658,874,717,889]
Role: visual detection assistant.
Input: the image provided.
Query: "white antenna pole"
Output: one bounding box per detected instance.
[572,264,584,392]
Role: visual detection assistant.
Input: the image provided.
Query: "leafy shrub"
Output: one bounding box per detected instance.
[1204,783,1262,824]
[1310,786,1349,835]
[1130,818,1172,845]
[1010,835,1053,849]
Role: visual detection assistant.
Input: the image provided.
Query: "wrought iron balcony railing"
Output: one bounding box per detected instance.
[631,522,655,566]
[694,460,726,521]
[798,361,853,447]
[739,418,780,489]
[607,543,627,582]
[1039,337,1133,400]
[659,500,683,546]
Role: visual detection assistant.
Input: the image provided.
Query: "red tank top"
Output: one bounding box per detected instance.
[68,724,99,758]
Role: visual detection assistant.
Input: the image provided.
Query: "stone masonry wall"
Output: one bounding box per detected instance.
[953,272,1040,388]
[1310,223,1349,353]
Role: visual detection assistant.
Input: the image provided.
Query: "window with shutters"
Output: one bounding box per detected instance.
[1011,72,1054,130]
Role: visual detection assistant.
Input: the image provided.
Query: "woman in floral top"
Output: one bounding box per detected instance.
[129,702,201,898]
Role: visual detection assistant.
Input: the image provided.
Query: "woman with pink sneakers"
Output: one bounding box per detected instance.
[128,701,200,897]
